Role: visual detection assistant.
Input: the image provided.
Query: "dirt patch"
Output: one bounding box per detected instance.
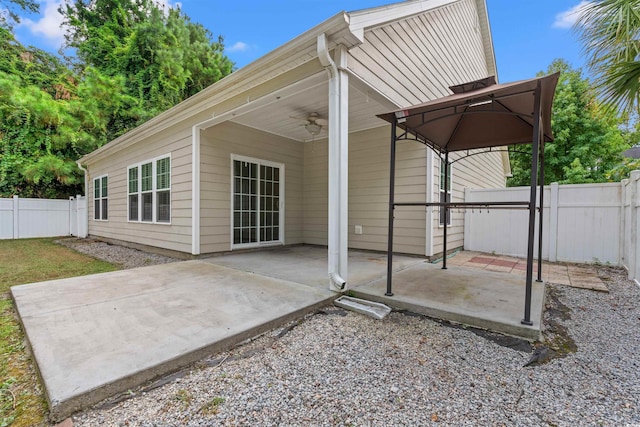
[525,286,577,366]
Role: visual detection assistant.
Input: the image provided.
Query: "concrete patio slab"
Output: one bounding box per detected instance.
[202,246,424,290]
[352,262,545,340]
[11,260,335,421]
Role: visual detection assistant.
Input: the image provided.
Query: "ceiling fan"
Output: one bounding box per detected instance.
[290,112,328,136]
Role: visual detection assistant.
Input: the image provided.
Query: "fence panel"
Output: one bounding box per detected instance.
[464,182,623,266]
[17,198,71,238]
[0,196,87,239]
[0,198,14,239]
[555,183,621,264]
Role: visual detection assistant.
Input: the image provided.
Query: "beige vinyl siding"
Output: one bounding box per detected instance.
[199,122,304,254]
[432,149,506,255]
[347,0,489,108]
[303,126,427,255]
[86,127,193,253]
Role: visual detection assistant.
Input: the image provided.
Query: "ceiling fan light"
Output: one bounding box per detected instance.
[305,122,322,136]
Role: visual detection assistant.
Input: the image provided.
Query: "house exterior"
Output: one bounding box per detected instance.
[77,0,509,289]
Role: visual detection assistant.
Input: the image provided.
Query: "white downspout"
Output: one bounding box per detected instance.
[76,161,89,238]
[318,33,348,291]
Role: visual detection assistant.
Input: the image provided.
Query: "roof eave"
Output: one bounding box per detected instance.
[474,0,498,80]
[79,12,358,165]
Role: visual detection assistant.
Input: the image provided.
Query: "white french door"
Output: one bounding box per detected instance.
[231,155,284,248]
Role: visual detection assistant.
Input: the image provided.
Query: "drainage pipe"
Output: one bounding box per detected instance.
[318,33,348,291]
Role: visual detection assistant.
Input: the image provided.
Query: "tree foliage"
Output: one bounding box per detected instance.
[0,0,38,29]
[574,0,640,115]
[0,0,232,198]
[60,0,233,129]
[508,59,630,186]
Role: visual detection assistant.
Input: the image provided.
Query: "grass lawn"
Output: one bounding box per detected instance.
[0,238,117,427]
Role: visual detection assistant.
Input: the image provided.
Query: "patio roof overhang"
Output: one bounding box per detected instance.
[380,72,560,329]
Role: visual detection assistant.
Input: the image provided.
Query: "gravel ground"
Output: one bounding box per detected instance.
[59,240,640,426]
[56,238,178,269]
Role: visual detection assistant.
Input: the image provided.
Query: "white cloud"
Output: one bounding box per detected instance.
[553,1,591,29]
[228,41,249,53]
[20,0,67,48]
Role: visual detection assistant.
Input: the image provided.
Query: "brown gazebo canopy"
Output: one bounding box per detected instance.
[378,72,560,326]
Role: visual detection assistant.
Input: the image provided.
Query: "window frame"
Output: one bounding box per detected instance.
[439,158,452,227]
[127,154,171,225]
[93,174,108,221]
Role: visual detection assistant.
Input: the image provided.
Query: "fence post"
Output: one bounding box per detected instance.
[463,187,471,250]
[12,195,18,239]
[78,195,88,238]
[69,196,74,236]
[630,171,640,283]
[548,183,559,262]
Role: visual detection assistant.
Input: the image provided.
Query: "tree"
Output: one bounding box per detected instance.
[0,0,38,29]
[508,59,629,186]
[0,0,233,198]
[0,30,136,197]
[574,0,640,115]
[60,0,233,135]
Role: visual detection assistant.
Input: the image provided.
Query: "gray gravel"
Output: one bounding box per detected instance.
[56,238,178,269]
[65,260,640,427]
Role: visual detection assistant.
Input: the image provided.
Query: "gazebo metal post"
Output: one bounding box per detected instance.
[522,81,542,326]
[386,119,398,296]
[537,139,545,283]
[442,150,449,269]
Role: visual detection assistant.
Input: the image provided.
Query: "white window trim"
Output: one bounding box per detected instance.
[127,153,172,225]
[230,154,285,250]
[439,158,452,228]
[93,174,108,221]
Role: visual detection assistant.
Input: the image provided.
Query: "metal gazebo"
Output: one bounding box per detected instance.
[378,72,560,326]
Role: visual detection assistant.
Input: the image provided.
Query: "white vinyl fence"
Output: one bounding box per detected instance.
[464,171,640,284]
[0,195,87,239]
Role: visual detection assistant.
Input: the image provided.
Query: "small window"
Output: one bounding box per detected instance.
[127,155,171,224]
[439,159,451,226]
[94,175,108,220]
[128,167,139,221]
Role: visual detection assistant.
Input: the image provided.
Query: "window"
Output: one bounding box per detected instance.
[127,155,171,223]
[93,175,108,220]
[439,158,451,226]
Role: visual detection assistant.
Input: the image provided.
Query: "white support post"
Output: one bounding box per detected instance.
[318,34,349,291]
[548,182,559,262]
[12,195,18,239]
[629,171,640,283]
[191,125,201,255]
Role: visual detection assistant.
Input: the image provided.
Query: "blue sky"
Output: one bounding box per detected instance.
[12,0,589,83]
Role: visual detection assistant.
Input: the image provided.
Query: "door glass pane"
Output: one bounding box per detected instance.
[259,164,280,242]
[233,160,257,244]
[233,159,280,245]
